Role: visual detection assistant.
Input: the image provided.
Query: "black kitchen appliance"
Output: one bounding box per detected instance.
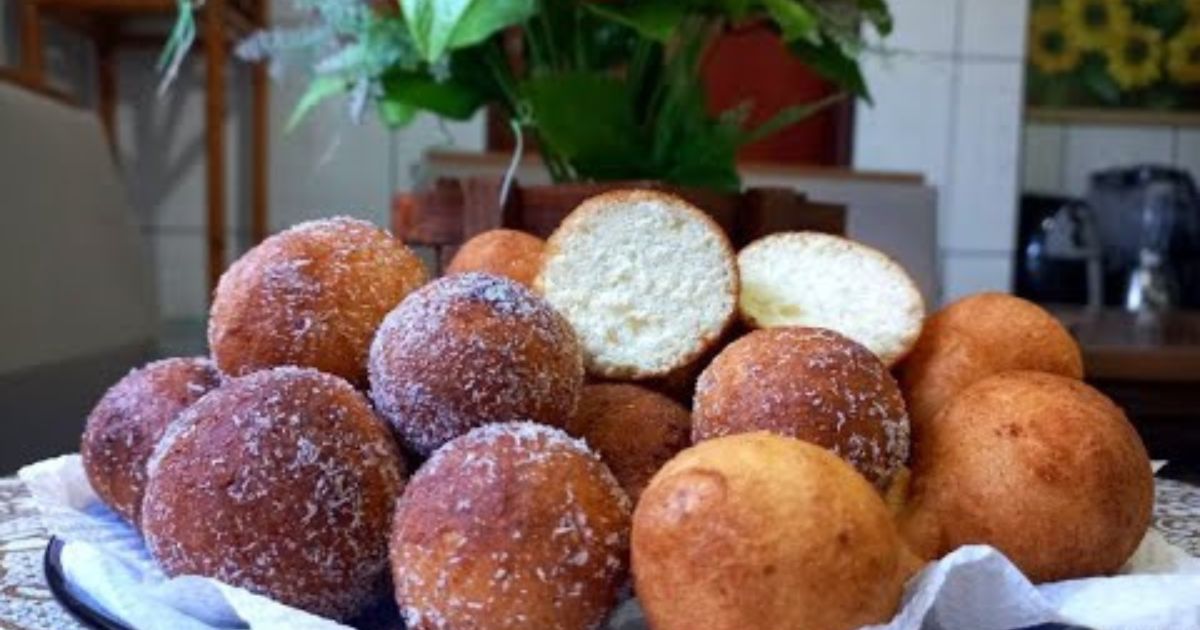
[1087,165,1200,310]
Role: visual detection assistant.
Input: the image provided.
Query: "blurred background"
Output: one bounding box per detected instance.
[1,0,1198,472]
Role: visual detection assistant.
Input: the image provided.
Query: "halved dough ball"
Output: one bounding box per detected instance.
[899,371,1153,583]
[536,190,738,379]
[633,432,918,630]
[737,232,924,366]
[446,229,545,288]
[898,292,1084,431]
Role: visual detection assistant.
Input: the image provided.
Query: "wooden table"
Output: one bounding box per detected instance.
[6,0,270,293]
[1054,308,1200,462]
[0,475,1195,629]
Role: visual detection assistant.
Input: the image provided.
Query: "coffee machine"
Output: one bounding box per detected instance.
[1087,165,1200,310]
[1017,166,1200,309]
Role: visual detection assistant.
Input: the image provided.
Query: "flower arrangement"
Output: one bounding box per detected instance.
[168,0,891,191]
[1028,0,1200,109]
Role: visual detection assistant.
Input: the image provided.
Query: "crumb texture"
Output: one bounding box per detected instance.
[538,192,737,378]
[738,232,923,365]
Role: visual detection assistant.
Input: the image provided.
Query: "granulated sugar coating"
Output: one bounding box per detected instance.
[208,216,427,386]
[141,366,406,621]
[82,356,221,526]
[694,327,910,486]
[392,421,631,630]
[368,272,584,457]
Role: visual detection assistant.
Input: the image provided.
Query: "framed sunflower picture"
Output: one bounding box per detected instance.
[1027,0,1200,124]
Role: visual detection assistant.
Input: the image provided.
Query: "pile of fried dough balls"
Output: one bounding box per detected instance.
[80,191,1152,629]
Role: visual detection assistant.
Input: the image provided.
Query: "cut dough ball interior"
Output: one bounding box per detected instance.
[738,232,925,365]
[537,191,738,378]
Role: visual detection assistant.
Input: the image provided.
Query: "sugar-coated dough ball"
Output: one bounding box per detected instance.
[142,367,406,620]
[536,190,738,379]
[447,229,545,287]
[82,357,221,525]
[737,232,925,366]
[369,273,584,457]
[565,383,691,503]
[899,371,1153,583]
[633,433,917,630]
[693,327,910,486]
[209,217,427,386]
[898,292,1083,431]
[392,422,631,630]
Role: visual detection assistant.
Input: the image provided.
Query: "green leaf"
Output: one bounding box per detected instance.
[287,75,348,131]
[378,98,418,128]
[790,35,870,101]
[741,92,847,145]
[709,0,754,21]
[380,70,485,119]
[584,0,689,43]
[521,73,648,179]
[1081,59,1122,105]
[857,0,894,36]
[401,0,535,62]
[762,0,819,43]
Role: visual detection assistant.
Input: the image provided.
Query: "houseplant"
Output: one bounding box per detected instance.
[169,0,890,191]
[166,0,890,261]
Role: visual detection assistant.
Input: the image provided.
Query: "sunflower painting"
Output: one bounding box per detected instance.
[1026,0,1200,114]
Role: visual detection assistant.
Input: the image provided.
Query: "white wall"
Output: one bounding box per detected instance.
[1024,123,1200,196]
[853,0,1030,304]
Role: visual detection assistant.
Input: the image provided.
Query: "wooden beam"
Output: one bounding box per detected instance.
[205,0,228,294]
[19,0,45,86]
[249,0,269,245]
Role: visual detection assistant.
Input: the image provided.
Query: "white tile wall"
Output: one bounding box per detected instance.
[868,0,960,55]
[854,54,956,190]
[960,0,1029,58]
[941,253,1014,302]
[854,0,1030,304]
[1174,129,1200,182]
[1062,126,1175,195]
[944,60,1024,252]
[1022,123,1066,193]
[147,231,207,322]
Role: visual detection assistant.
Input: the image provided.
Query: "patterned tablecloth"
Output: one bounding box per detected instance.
[0,477,1197,630]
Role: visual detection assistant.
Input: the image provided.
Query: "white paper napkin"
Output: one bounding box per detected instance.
[21,454,1200,630]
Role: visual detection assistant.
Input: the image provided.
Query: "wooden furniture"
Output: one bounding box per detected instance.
[1054,307,1200,463]
[8,0,270,293]
[394,176,845,273]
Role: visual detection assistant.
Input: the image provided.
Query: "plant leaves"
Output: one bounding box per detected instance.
[762,0,819,43]
[401,0,535,62]
[584,0,689,43]
[287,75,349,131]
[380,70,485,119]
[790,35,870,101]
[378,98,418,127]
[857,0,894,36]
[521,73,649,179]
[1081,58,1122,105]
